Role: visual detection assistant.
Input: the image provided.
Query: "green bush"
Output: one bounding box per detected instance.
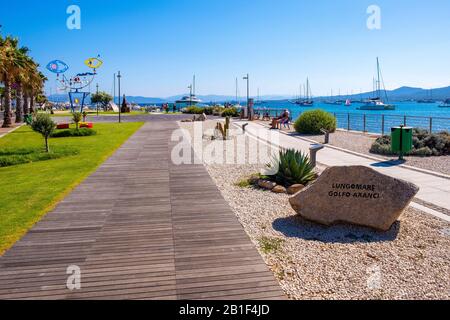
[221,107,239,117]
[267,149,316,186]
[370,129,450,157]
[51,128,97,138]
[184,106,205,114]
[0,147,79,167]
[294,109,337,134]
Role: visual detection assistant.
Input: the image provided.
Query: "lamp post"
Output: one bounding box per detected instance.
[96,83,99,116]
[117,71,122,123]
[243,74,250,120]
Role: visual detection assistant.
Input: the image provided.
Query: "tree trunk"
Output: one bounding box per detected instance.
[45,136,50,153]
[29,94,35,114]
[15,84,24,123]
[23,93,29,116]
[2,76,13,128]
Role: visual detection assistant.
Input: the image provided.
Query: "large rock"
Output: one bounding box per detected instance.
[289,166,419,231]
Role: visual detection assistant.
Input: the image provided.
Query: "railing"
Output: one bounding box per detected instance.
[332,113,450,135]
[253,108,450,135]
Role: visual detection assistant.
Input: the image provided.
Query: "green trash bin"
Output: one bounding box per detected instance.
[391,126,413,160]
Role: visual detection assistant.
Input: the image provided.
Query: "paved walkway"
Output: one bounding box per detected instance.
[0,121,284,300]
[236,121,450,221]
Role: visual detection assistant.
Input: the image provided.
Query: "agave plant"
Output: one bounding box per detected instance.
[267,149,316,186]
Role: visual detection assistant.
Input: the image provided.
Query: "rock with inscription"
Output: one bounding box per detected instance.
[289,166,419,231]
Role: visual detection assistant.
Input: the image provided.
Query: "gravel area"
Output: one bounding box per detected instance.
[180,120,450,300]
[299,130,449,176]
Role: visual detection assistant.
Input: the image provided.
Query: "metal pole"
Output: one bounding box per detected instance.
[429,117,433,133]
[96,83,99,116]
[363,114,366,132]
[382,115,385,136]
[404,115,407,126]
[246,74,250,120]
[117,71,121,123]
[347,113,350,131]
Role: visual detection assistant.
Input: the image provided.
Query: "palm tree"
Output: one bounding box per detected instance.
[23,60,43,116]
[0,36,28,128]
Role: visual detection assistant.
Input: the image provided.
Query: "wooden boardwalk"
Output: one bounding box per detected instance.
[0,121,285,300]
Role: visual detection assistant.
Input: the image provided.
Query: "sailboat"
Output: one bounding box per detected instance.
[439,99,450,108]
[358,58,395,111]
[234,77,241,108]
[295,78,314,106]
[324,89,343,105]
[254,88,264,105]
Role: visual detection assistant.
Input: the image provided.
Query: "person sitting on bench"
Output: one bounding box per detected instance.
[271,109,290,129]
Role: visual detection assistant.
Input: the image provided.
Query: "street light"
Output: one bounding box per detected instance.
[243,74,250,120]
[96,83,99,116]
[117,71,122,123]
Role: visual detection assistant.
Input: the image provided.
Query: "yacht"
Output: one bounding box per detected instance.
[358,58,395,111]
[439,99,450,108]
[358,98,395,110]
[175,95,202,105]
[176,75,203,106]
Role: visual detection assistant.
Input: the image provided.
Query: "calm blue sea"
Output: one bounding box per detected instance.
[253,101,450,134]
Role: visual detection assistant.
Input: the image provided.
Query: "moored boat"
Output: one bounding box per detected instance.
[358,58,396,111]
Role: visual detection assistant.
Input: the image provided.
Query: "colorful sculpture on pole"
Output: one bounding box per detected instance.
[46,56,103,112]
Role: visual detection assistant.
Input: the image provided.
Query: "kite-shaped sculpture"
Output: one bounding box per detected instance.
[47,56,103,112]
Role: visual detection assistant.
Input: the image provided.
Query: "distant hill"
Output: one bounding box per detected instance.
[317,86,450,101]
[48,85,450,104]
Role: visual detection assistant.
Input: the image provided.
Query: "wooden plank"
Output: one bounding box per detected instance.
[0,121,285,300]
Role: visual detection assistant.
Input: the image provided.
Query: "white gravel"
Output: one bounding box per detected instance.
[180,120,450,300]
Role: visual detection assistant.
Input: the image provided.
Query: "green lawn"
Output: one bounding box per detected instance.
[0,122,144,255]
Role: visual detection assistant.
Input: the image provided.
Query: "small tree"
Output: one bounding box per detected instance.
[91,91,113,111]
[31,113,56,153]
[72,112,82,130]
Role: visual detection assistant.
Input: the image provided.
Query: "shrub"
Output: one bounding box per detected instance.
[72,112,82,130]
[31,114,56,153]
[267,149,316,186]
[51,128,97,138]
[221,107,239,117]
[294,109,336,134]
[370,129,450,157]
[0,147,78,167]
[184,106,205,114]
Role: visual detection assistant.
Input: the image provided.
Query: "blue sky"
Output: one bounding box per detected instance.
[1,0,450,97]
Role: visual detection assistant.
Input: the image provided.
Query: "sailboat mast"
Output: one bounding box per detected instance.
[376,57,381,99]
[193,75,196,96]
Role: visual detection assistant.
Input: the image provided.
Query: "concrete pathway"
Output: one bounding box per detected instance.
[0,121,285,300]
[235,121,450,222]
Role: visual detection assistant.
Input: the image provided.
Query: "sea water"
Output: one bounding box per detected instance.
[254,101,450,134]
